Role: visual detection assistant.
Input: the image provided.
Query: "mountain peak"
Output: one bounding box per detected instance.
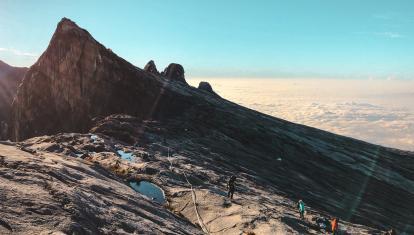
[56,17,81,32]
[11,19,197,141]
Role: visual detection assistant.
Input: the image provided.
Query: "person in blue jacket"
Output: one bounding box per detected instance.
[297,199,305,220]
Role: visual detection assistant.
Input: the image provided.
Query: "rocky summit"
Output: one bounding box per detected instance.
[1,18,413,234]
[11,18,195,141]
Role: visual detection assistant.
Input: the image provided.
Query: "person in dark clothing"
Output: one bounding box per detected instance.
[385,229,397,235]
[314,217,331,231]
[227,175,236,199]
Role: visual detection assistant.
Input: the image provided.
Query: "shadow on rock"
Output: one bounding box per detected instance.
[281,216,310,234]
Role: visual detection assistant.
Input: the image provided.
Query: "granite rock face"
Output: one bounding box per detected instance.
[2,113,412,234]
[197,81,217,95]
[0,60,27,139]
[161,63,187,84]
[11,18,194,141]
[143,60,159,75]
[0,142,200,234]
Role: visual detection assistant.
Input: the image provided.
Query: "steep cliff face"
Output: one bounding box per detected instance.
[0,61,27,139]
[11,18,195,141]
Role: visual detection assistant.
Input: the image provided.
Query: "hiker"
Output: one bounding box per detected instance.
[297,200,305,219]
[385,229,396,235]
[313,216,331,231]
[331,217,339,235]
[227,175,236,199]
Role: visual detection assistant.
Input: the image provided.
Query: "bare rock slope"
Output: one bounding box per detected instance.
[0,142,200,234]
[4,18,414,234]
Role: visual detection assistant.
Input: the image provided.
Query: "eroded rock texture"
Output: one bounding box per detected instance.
[0,143,200,234]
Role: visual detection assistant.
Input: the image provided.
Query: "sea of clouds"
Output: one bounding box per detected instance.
[188,78,414,151]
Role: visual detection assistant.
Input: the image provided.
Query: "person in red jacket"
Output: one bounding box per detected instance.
[331,218,339,235]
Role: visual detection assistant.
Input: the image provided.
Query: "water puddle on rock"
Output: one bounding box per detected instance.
[90,135,98,143]
[117,150,135,161]
[129,181,166,204]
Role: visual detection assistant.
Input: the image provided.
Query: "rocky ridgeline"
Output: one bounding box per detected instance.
[10,18,206,141]
[1,18,413,234]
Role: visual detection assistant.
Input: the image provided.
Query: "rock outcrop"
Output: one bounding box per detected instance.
[143,60,159,75]
[0,143,200,234]
[0,60,27,139]
[11,18,195,141]
[161,63,187,84]
[197,81,217,95]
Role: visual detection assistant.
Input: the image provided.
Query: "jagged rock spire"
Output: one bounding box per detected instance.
[162,63,187,84]
[144,60,159,75]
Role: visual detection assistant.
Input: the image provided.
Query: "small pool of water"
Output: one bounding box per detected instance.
[129,181,166,204]
[117,150,135,161]
[90,135,98,142]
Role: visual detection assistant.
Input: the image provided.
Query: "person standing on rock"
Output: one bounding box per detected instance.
[331,217,339,235]
[227,175,236,199]
[385,228,396,235]
[297,200,305,220]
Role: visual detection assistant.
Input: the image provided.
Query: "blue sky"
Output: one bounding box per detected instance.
[1,0,413,79]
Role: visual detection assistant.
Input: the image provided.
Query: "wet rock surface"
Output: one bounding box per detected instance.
[2,113,412,234]
[0,142,200,235]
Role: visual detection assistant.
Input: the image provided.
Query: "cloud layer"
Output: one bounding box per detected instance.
[189,78,414,151]
[0,47,37,57]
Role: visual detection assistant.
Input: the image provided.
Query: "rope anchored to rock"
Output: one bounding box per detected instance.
[168,147,210,234]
